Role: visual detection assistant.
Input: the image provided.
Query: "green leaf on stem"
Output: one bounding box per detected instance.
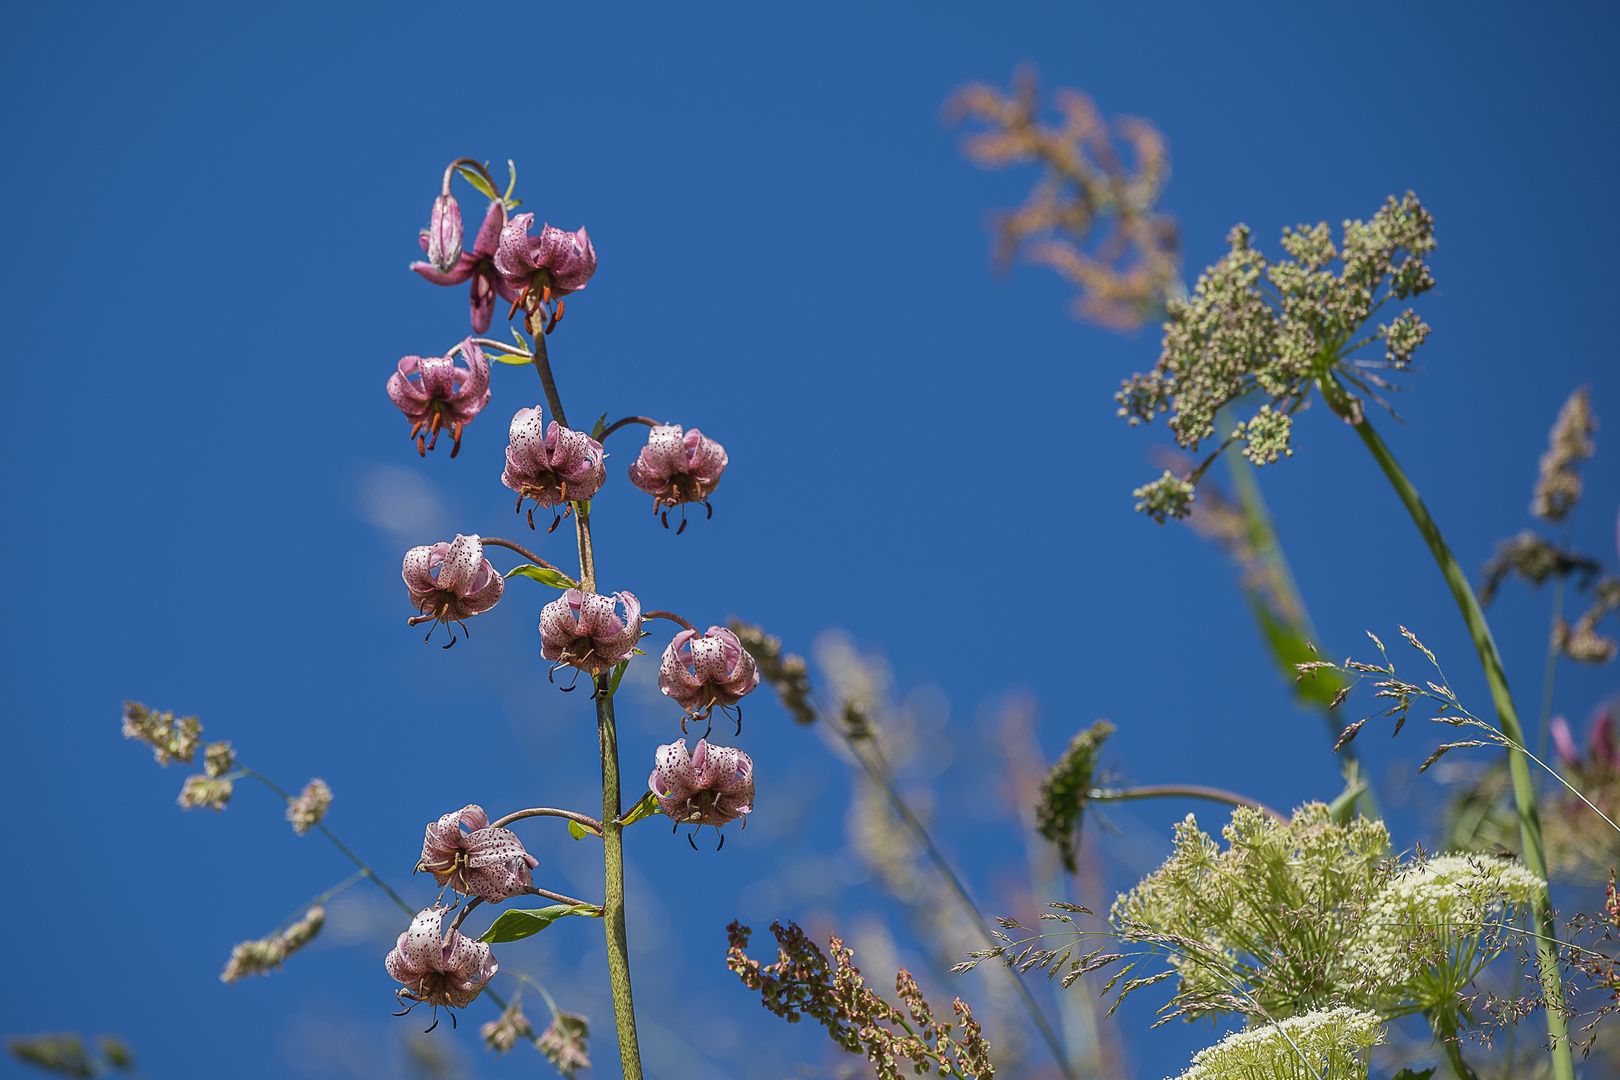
[457,164,499,202]
[505,564,577,590]
[478,904,600,943]
[488,353,534,366]
[510,327,529,351]
[504,159,518,202]
[589,413,608,441]
[620,791,660,828]
[608,659,630,697]
[567,819,592,841]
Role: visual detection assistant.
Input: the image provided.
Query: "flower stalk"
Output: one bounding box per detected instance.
[1338,384,1573,1080]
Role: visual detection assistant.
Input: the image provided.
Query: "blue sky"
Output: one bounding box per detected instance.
[4,2,1619,1078]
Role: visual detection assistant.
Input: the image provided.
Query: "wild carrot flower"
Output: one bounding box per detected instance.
[387,339,492,458]
[501,406,606,529]
[658,626,760,721]
[1170,1007,1384,1080]
[539,589,642,677]
[1117,194,1436,519]
[412,202,523,334]
[417,803,538,902]
[402,534,504,644]
[649,738,754,828]
[287,779,332,835]
[626,424,728,530]
[385,905,498,1011]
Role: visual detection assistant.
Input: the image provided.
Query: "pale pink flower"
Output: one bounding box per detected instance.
[649,738,754,828]
[387,339,492,458]
[539,589,642,676]
[403,534,504,644]
[426,192,463,274]
[417,804,538,902]
[494,213,597,302]
[385,905,498,1012]
[502,406,606,529]
[412,201,524,334]
[659,626,760,721]
[626,425,728,530]
[1551,716,1580,767]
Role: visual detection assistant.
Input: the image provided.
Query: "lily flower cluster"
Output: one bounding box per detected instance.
[377,156,761,1030]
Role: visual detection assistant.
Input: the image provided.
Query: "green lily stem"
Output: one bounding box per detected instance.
[538,330,642,1080]
[1534,530,1572,796]
[595,676,642,1080]
[1086,784,1285,823]
[1340,392,1573,1080]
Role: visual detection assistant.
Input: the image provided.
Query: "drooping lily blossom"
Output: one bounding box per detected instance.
[502,406,607,530]
[626,425,728,530]
[658,626,760,722]
[385,905,498,1012]
[426,192,463,274]
[403,534,504,644]
[649,738,754,828]
[412,201,522,334]
[417,803,538,902]
[387,339,492,458]
[494,214,596,334]
[539,589,642,677]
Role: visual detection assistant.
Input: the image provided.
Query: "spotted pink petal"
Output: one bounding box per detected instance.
[437,535,485,595]
[471,200,506,258]
[410,255,478,286]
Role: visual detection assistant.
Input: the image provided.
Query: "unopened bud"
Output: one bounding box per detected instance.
[428,193,463,273]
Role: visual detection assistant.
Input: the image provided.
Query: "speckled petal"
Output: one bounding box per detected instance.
[401,906,448,969]
[402,544,443,597]
[385,930,427,982]
[651,739,696,801]
[447,340,490,409]
[469,268,496,334]
[458,561,504,616]
[437,535,485,596]
[388,358,431,417]
[410,255,478,286]
[684,429,729,483]
[471,201,507,258]
[494,212,539,281]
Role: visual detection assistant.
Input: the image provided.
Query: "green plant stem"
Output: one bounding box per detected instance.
[541,337,641,1080]
[1534,537,1571,796]
[595,677,641,1080]
[1086,783,1285,822]
[828,712,1080,1080]
[1344,405,1573,1080]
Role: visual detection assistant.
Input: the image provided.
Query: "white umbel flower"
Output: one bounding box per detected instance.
[1170,1007,1384,1080]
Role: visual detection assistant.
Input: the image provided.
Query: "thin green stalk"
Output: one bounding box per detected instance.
[1340,398,1573,1080]
[595,678,642,1080]
[540,335,642,1079]
[821,704,1080,1080]
[1534,525,1573,795]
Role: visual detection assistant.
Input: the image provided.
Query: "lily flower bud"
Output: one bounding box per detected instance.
[427,192,464,274]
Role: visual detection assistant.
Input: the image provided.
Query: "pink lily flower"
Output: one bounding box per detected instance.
[649,738,754,828]
[659,626,760,722]
[539,589,642,677]
[502,406,607,531]
[403,534,504,645]
[626,425,728,531]
[417,804,538,902]
[412,202,524,334]
[387,339,492,459]
[495,213,597,300]
[385,905,498,1012]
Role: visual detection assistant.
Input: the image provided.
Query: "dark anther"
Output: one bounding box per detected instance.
[527,507,536,530]
[417,435,426,457]
[734,705,742,736]
[688,832,699,851]
[548,512,562,534]
[704,500,714,520]
[717,831,725,851]
[676,517,688,536]
[660,510,670,529]
[423,1013,440,1034]
[449,1012,457,1031]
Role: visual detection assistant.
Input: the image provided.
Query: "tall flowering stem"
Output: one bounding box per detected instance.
[529,328,641,1078]
[1337,383,1572,1079]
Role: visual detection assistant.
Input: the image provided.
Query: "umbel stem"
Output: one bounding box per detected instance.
[1341,388,1573,1080]
[540,340,643,1079]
